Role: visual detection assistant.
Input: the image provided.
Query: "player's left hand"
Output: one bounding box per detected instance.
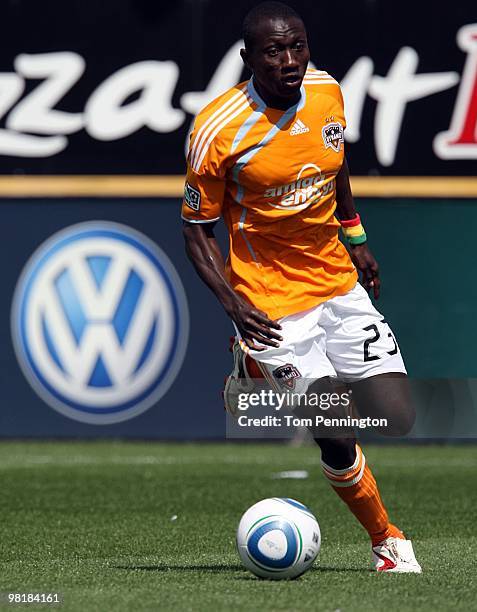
[349,243,380,299]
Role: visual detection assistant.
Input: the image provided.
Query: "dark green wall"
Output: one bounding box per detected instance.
[357,199,477,378]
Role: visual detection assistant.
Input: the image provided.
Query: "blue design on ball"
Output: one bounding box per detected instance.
[281,498,310,511]
[247,519,298,569]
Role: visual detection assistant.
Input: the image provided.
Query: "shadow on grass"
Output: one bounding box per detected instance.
[113,564,244,572]
[234,566,371,580]
[313,566,372,574]
[113,563,371,575]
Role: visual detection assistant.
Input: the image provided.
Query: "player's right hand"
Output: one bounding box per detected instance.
[225,296,282,350]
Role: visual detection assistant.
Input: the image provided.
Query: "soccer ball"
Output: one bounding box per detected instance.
[236,497,321,579]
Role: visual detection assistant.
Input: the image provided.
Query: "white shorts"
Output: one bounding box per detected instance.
[238,283,406,390]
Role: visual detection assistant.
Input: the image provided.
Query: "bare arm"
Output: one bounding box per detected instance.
[182,221,282,349]
[335,157,359,220]
[335,157,381,299]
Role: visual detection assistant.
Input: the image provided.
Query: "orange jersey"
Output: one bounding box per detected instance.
[181,68,357,320]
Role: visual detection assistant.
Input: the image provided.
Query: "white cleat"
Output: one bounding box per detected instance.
[372,537,422,573]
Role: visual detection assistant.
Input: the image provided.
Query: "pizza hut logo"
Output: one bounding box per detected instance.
[273,364,301,390]
[322,122,344,153]
[0,24,474,166]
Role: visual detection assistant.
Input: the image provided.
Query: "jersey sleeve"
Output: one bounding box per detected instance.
[336,83,347,131]
[304,69,347,129]
[181,119,227,224]
[322,78,347,131]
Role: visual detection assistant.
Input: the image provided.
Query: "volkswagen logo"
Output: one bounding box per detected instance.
[11,221,189,424]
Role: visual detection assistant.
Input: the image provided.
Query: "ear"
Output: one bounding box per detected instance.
[240,47,252,72]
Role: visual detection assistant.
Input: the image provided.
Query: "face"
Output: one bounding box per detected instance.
[241,16,310,107]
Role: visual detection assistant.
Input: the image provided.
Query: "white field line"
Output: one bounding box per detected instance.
[0,455,475,469]
[0,455,286,468]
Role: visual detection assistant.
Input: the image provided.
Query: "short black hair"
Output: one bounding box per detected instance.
[242,2,304,50]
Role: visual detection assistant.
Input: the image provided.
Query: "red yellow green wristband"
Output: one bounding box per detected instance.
[339,214,367,245]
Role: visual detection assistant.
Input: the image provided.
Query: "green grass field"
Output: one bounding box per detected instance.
[0,442,475,611]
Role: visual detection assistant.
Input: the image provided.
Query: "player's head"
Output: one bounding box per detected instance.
[240,2,309,107]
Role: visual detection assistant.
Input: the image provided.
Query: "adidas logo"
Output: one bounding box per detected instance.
[290,119,310,135]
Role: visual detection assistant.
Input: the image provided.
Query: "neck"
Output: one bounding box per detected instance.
[253,79,301,111]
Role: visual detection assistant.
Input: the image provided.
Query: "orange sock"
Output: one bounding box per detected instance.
[321,445,405,546]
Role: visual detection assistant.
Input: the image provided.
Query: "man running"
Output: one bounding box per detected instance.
[181,1,421,573]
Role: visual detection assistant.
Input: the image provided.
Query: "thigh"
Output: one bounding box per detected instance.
[237,304,336,393]
[325,283,407,382]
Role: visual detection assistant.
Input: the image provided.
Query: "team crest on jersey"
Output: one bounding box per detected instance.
[184,181,201,211]
[273,364,301,390]
[322,122,344,153]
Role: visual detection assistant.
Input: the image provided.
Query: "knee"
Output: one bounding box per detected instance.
[382,400,416,436]
[351,375,416,437]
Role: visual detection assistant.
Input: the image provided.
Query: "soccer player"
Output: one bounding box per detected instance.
[181,1,421,573]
